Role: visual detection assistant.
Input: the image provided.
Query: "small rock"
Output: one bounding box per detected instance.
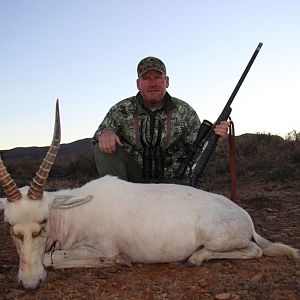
[215,293,231,299]
[215,292,231,299]
[251,273,264,282]
[266,215,277,220]
[266,208,274,212]
[199,279,208,287]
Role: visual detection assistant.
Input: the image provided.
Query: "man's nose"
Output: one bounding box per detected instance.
[149,79,157,85]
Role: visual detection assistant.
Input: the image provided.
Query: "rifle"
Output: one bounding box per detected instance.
[176,42,263,187]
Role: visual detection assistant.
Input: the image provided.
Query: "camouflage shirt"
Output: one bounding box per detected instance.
[92,92,201,179]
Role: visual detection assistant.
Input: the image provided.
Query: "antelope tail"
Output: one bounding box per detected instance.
[253,230,299,259]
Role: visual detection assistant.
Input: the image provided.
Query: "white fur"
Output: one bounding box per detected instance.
[2,175,298,289]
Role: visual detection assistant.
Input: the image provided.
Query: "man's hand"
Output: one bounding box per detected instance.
[98,129,124,154]
[214,121,230,143]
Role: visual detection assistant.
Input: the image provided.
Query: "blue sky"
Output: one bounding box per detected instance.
[1,0,299,149]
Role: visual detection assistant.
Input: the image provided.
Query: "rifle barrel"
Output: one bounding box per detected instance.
[217,42,263,123]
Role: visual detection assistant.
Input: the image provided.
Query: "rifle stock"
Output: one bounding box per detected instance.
[189,107,232,187]
[175,120,212,178]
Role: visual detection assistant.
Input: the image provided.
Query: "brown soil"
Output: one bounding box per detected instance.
[0,180,299,300]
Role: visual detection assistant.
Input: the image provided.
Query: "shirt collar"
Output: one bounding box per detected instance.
[136,92,176,113]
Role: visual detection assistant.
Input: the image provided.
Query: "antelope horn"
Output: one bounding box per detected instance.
[27,99,61,200]
[0,156,22,202]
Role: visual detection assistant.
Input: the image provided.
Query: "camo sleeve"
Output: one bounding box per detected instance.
[92,111,114,145]
[92,97,136,145]
[184,107,201,146]
[170,98,201,147]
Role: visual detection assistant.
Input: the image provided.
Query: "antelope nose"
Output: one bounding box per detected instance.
[19,278,43,290]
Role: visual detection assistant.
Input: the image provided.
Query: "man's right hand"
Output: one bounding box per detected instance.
[98,129,124,154]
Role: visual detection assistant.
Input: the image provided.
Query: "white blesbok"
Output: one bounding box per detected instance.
[0,100,298,290]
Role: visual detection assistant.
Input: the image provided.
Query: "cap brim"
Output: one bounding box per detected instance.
[139,68,165,77]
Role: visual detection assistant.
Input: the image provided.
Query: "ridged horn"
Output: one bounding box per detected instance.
[27,99,61,200]
[0,155,22,202]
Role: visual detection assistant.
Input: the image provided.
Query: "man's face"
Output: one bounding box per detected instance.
[137,70,169,109]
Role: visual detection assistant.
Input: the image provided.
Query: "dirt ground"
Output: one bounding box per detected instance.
[0,180,299,300]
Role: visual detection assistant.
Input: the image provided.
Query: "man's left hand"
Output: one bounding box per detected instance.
[214,121,230,143]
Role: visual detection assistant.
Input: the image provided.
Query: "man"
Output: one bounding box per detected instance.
[92,56,229,185]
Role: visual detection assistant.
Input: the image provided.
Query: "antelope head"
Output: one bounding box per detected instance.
[0,100,61,289]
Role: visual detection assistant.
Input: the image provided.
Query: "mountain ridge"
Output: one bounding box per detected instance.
[1,133,285,162]
[1,138,93,161]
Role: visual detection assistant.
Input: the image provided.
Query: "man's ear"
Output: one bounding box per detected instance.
[136,78,141,90]
[165,75,169,88]
[0,198,4,211]
[51,195,93,209]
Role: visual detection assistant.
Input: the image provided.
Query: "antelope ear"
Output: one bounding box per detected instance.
[0,198,4,211]
[51,195,93,209]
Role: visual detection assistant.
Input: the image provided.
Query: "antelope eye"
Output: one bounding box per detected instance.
[13,232,24,241]
[32,231,40,238]
[32,227,46,238]
[41,219,48,225]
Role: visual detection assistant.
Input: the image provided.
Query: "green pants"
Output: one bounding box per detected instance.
[93,145,189,185]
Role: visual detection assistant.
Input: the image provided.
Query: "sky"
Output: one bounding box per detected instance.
[0,0,299,150]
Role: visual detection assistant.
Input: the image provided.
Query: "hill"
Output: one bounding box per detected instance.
[1,138,93,161]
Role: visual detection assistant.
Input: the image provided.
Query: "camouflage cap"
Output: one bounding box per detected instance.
[137,56,166,77]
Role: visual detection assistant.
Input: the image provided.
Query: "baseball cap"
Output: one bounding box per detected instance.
[137,56,166,77]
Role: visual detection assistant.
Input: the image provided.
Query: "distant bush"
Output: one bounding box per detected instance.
[285,130,300,141]
[199,133,299,190]
[236,133,299,180]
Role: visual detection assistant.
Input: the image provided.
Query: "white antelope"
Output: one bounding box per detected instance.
[0,101,298,290]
